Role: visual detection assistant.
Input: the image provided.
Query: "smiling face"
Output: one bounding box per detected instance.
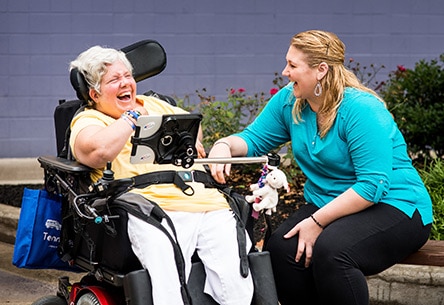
[282,46,319,101]
[89,60,137,119]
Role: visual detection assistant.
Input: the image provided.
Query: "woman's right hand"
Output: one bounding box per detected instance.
[284,217,323,268]
[208,141,232,184]
[208,136,249,184]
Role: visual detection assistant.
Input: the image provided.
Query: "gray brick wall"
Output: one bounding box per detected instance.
[1,0,443,157]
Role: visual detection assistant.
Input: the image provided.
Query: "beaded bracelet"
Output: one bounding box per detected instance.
[123,110,142,121]
[310,214,325,229]
[121,114,136,130]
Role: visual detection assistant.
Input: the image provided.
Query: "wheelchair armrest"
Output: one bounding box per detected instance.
[38,155,92,174]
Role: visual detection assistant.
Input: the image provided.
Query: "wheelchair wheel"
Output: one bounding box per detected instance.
[76,292,101,305]
[31,295,67,305]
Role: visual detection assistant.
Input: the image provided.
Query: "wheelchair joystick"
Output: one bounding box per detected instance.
[102,161,114,181]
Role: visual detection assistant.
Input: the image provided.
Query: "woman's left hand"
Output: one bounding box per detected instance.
[284,217,323,268]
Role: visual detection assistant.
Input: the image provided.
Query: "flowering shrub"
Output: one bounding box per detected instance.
[381,54,444,161]
[177,73,284,149]
[380,55,444,240]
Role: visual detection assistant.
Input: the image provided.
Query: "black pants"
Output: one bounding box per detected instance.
[264,203,431,305]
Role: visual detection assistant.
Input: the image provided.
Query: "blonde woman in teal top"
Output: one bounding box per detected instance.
[208,30,432,305]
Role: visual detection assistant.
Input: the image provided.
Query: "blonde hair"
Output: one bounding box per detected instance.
[69,46,133,105]
[290,30,383,137]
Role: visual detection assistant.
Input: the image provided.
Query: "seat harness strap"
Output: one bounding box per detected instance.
[132,169,223,195]
[114,193,193,305]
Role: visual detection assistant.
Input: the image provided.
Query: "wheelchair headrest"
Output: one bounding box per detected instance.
[70,39,167,101]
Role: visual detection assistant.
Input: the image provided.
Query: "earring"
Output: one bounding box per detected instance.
[314,81,322,97]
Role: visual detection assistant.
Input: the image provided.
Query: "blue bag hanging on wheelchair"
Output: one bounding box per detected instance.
[12,188,74,270]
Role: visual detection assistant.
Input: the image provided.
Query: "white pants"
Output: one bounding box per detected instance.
[127,209,254,305]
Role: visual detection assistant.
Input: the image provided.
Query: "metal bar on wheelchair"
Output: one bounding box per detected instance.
[193,156,269,164]
[191,152,281,167]
[73,194,96,220]
[52,171,81,198]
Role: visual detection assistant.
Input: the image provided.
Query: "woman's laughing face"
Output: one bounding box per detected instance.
[282,46,318,101]
[90,60,137,119]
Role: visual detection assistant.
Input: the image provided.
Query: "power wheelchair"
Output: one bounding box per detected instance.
[32,39,279,305]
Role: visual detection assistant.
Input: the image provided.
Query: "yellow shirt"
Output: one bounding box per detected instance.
[70,95,229,212]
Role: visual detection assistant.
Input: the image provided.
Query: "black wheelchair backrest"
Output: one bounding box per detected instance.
[55,39,168,157]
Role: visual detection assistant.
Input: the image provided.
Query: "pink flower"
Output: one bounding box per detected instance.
[230,88,236,95]
[397,65,406,72]
[270,88,279,95]
[237,88,246,93]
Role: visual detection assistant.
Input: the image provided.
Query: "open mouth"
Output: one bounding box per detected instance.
[117,92,131,101]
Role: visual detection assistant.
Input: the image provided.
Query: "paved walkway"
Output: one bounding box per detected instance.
[0,268,57,305]
[0,241,82,305]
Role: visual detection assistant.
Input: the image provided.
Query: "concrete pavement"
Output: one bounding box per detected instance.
[0,240,83,305]
[0,268,57,305]
[0,240,61,305]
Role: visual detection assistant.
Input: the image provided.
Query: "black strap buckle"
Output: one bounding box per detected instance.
[174,171,194,196]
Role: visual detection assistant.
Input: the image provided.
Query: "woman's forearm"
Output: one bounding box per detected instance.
[311,188,373,228]
[213,135,248,157]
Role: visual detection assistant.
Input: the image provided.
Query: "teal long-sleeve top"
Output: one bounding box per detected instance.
[236,83,433,225]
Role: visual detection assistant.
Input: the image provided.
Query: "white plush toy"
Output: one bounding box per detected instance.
[245,167,290,216]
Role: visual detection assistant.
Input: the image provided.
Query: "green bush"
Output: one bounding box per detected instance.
[192,87,270,149]
[381,54,444,161]
[177,73,285,149]
[419,159,444,240]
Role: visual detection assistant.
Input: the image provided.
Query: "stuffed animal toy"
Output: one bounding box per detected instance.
[245,167,290,216]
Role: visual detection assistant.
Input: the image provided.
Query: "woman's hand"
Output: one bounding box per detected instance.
[208,141,232,184]
[283,189,373,267]
[207,136,248,184]
[284,217,323,268]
